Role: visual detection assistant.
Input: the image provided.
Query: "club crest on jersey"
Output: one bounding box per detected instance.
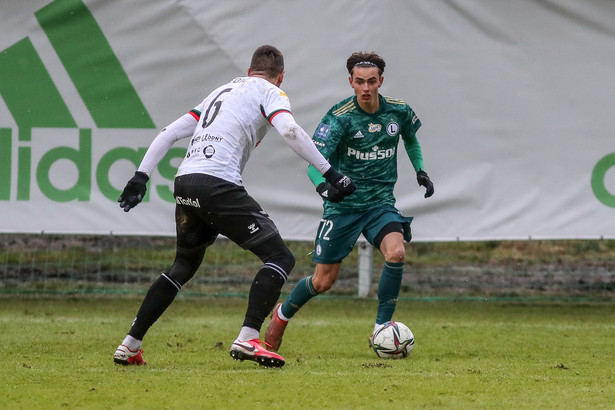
[315,123,331,140]
[368,123,382,133]
[387,122,399,136]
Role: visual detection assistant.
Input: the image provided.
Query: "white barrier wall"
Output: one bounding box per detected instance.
[1,0,614,240]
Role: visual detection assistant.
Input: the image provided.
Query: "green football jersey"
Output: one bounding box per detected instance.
[309,94,425,214]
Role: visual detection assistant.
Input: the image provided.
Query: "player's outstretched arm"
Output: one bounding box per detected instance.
[271,112,355,199]
[271,112,330,172]
[118,113,197,212]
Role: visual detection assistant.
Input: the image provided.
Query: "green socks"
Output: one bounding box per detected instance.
[281,275,318,319]
[376,262,404,324]
[280,262,404,324]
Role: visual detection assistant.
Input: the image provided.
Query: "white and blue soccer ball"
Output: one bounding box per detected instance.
[371,321,415,359]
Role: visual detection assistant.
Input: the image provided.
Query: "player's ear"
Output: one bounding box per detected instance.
[247,68,252,76]
[379,75,384,87]
[348,76,353,87]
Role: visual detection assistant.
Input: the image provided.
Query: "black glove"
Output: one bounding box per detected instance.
[118,171,149,212]
[416,170,434,198]
[323,167,356,196]
[316,182,345,203]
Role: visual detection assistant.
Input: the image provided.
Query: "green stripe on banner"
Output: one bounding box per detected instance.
[35,0,155,129]
[0,129,11,200]
[0,38,76,134]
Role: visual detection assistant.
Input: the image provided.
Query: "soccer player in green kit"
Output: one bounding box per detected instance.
[265,51,435,352]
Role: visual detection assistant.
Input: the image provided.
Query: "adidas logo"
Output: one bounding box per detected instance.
[353,131,364,139]
[0,0,179,206]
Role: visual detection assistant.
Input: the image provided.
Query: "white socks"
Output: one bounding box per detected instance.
[277,304,290,322]
[121,335,142,351]
[236,326,259,342]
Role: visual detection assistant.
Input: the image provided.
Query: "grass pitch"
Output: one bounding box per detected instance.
[1,297,614,409]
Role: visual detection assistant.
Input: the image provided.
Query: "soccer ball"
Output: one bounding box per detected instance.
[371,321,414,359]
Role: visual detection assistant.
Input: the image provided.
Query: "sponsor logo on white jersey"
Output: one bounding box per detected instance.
[204,145,215,158]
[191,133,223,144]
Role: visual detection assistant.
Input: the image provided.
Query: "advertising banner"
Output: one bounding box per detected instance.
[1,0,614,240]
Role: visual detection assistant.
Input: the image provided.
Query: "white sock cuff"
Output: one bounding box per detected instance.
[237,326,260,342]
[122,335,142,351]
[277,304,290,322]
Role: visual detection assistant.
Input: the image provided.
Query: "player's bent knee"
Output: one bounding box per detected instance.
[275,246,295,274]
[384,247,405,263]
[251,235,295,276]
[166,245,206,286]
[312,275,334,293]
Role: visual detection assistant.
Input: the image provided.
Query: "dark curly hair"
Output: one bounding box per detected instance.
[346,52,385,76]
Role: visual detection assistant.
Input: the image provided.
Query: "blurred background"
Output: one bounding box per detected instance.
[1,0,614,299]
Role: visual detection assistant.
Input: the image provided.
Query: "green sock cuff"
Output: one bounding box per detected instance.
[281,275,317,319]
[384,261,404,269]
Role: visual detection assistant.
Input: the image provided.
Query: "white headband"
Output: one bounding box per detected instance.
[354,61,378,67]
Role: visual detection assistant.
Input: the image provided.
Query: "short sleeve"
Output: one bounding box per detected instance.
[261,86,292,122]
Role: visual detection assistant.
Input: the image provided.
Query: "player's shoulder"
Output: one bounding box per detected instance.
[382,95,418,120]
[383,95,411,109]
[330,96,357,117]
[251,77,289,100]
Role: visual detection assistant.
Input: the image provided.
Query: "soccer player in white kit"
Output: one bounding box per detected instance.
[113,45,355,368]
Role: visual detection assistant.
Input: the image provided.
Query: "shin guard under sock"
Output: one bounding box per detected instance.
[128,274,180,340]
[376,262,404,324]
[243,266,287,331]
[281,275,318,319]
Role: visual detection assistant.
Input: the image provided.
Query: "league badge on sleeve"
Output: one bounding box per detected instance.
[315,123,331,140]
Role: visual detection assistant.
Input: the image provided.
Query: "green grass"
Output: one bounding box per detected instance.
[1,297,614,409]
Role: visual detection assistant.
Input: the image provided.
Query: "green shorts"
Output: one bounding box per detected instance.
[312,204,413,264]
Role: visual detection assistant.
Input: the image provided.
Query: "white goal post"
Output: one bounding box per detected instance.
[357,241,373,297]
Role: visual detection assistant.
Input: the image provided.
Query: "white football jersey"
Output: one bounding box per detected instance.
[177,76,292,185]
